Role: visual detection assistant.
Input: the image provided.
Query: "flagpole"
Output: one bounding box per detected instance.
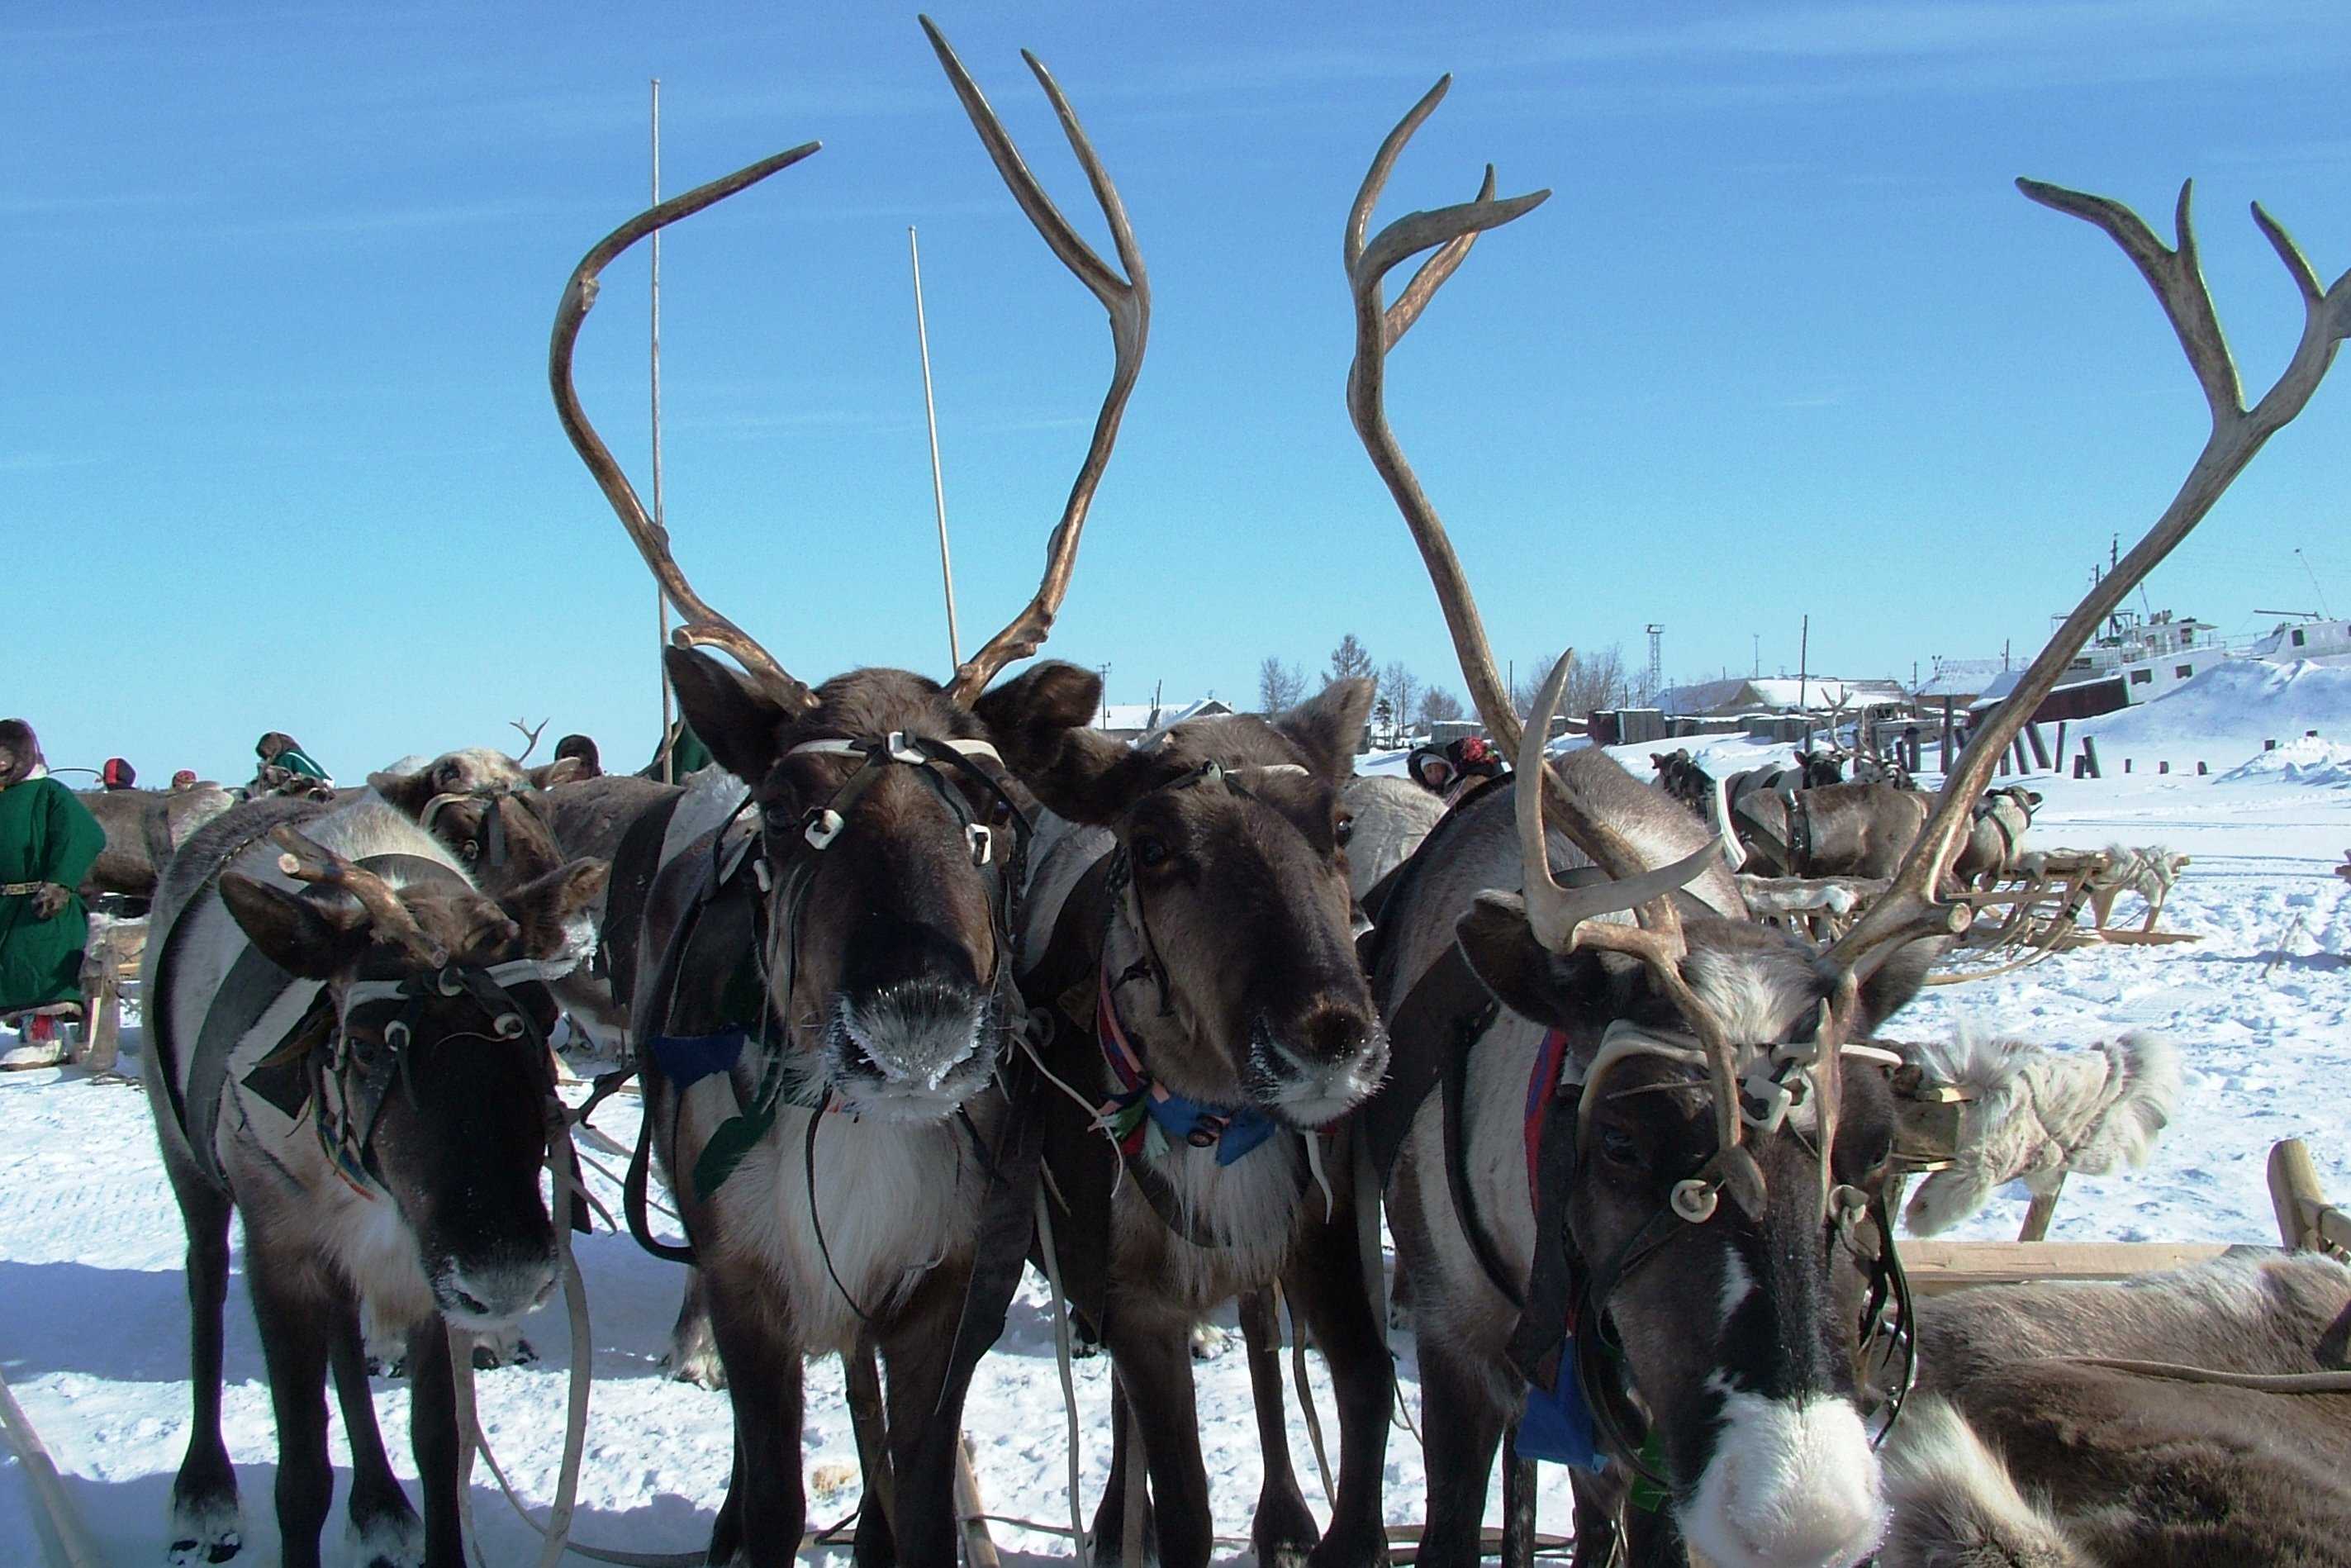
[652,78,675,782]
[909,226,961,670]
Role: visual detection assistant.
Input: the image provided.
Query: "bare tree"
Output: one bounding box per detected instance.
[1512,645,1631,724]
[1325,632,1376,689]
[1419,687,1465,725]
[1257,655,1308,714]
[1380,661,1422,744]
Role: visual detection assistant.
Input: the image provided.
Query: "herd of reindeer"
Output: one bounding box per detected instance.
[93,19,2351,1568]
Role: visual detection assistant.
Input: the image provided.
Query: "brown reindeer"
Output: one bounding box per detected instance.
[77,782,235,905]
[143,796,606,1568]
[1882,1252,2351,1566]
[1350,102,2345,1568]
[554,19,1149,1566]
[987,663,1394,1568]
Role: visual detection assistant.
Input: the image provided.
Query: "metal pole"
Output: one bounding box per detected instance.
[652,78,675,783]
[910,226,962,670]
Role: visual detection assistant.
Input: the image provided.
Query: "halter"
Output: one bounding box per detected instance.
[416,782,554,872]
[313,957,559,1200]
[685,729,1035,1199]
[1522,1017,1919,1484]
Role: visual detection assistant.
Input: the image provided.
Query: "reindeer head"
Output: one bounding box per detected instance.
[667,656,1028,1119]
[219,828,606,1330]
[982,662,1389,1128]
[547,20,1149,1119]
[368,748,581,891]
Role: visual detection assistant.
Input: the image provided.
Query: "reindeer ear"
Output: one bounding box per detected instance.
[1274,677,1374,777]
[666,647,794,787]
[367,768,442,821]
[1454,891,1620,1028]
[528,758,584,791]
[974,662,1138,825]
[499,858,610,963]
[1852,934,1945,1033]
[219,872,368,979]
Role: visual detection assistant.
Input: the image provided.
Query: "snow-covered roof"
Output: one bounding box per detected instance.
[1095,698,1231,733]
[1659,676,1908,717]
[1916,658,2011,698]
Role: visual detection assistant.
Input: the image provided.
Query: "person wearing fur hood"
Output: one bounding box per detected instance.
[0,720,107,1020]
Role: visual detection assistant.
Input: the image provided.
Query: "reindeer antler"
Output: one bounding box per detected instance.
[271,826,449,968]
[1831,180,2351,975]
[549,145,822,715]
[921,17,1150,704]
[509,718,549,763]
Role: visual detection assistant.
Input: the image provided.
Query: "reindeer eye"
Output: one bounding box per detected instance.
[1598,1127,1640,1167]
[1132,834,1171,870]
[460,840,481,862]
[1335,814,1355,848]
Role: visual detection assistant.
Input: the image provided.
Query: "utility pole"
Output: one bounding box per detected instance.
[909,226,961,670]
[1645,624,1663,706]
[1096,663,1112,728]
[1752,632,1760,679]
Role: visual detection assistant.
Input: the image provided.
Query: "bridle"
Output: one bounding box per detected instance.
[313,953,563,1200]
[729,730,1034,1104]
[417,782,558,872]
[1547,1019,1920,1486]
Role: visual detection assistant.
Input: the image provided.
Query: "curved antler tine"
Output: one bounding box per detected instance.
[1344,85,1546,775]
[550,144,821,716]
[1832,180,2350,976]
[270,826,449,968]
[922,17,1151,705]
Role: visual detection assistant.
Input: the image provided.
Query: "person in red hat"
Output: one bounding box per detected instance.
[100,758,136,791]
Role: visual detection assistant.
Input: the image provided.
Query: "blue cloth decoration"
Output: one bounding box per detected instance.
[648,1029,748,1090]
[1517,1342,1609,1473]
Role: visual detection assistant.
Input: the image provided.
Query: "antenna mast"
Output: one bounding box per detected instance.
[651,78,674,782]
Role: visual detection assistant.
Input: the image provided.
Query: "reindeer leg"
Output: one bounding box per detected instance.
[1285,1184,1394,1568]
[875,1269,975,1568]
[1239,1290,1315,1568]
[1565,1470,1623,1568]
[401,1314,468,1568]
[703,1260,808,1568]
[1408,1332,1506,1568]
[247,1238,336,1568]
[1090,1376,1157,1567]
[664,1267,726,1389]
[1101,1308,1210,1568]
[167,1166,242,1567]
[330,1301,421,1568]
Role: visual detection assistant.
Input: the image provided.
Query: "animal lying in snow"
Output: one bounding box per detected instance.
[1881,1252,2351,1566]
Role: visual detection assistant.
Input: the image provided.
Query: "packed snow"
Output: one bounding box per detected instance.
[5,670,2350,1565]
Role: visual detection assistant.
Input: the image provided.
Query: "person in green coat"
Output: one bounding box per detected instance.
[0,719,107,1019]
[254,730,331,783]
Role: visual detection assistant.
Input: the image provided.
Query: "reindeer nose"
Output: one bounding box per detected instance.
[1289,1002,1373,1064]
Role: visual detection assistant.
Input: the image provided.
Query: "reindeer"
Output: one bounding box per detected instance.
[1950,783,2041,891]
[1882,1252,2351,1567]
[554,21,1149,1565]
[990,664,1395,1568]
[1348,104,2344,1566]
[141,791,606,1568]
[1656,748,1930,881]
[77,782,235,905]
[1342,772,1450,899]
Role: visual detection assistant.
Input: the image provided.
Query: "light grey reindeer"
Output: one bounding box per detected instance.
[1353,140,2347,1568]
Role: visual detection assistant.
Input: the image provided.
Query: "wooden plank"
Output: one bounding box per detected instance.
[1900,1240,2234,1295]
[2016,1175,2065,1243]
[0,1366,105,1568]
[2271,1138,2326,1251]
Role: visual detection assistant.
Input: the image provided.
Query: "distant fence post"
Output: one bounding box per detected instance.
[2081,737,2102,778]
[1940,697,1954,773]
[2053,722,2069,775]
[2026,724,2052,771]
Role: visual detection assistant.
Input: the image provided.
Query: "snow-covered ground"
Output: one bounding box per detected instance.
[6,683,2351,1566]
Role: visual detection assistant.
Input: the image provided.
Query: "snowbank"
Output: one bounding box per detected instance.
[2074,658,2351,773]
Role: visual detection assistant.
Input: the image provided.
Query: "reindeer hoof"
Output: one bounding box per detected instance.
[166,1495,242,1566]
[663,1343,729,1390]
[469,1330,538,1371]
[1190,1322,1232,1361]
[346,1506,425,1568]
[364,1353,408,1379]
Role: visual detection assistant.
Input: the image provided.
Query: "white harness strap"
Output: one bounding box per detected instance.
[783,734,1005,768]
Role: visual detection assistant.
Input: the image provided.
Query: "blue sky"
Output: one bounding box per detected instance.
[8,2,2348,782]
